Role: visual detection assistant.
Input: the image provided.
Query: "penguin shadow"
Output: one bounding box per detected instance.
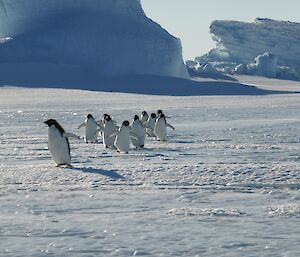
[68,166,125,180]
[174,139,194,144]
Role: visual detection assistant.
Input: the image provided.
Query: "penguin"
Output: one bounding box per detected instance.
[145,113,157,137]
[44,119,79,167]
[141,111,149,126]
[111,120,138,154]
[78,114,99,143]
[131,115,145,148]
[100,114,118,148]
[154,113,175,141]
[97,113,109,128]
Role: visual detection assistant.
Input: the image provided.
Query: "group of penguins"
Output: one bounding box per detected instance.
[44,110,175,167]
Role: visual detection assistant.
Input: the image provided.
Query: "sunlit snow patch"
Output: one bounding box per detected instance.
[168,207,246,217]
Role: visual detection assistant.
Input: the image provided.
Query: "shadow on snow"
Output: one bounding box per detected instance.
[69,166,125,180]
[0,63,295,96]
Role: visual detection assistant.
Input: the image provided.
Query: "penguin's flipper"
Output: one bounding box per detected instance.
[64,132,81,139]
[78,123,85,129]
[166,123,175,131]
[130,132,139,141]
[109,132,118,138]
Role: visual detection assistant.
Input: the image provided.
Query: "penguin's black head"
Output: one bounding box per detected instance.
[142,111,148,116]
[103,113,109,118]
[44,119,65,134]
[134,115,139,121]
[87,114,93,119]
[157,109,163,115]
[44,119,57,127]
[159,113,165,119]
[151,113,156,118]
[104,115,111,122]
[122,120,129,127]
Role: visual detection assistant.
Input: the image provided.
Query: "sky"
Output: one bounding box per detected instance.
[141,0,300,60]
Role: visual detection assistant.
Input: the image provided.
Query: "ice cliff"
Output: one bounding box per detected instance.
[193,18,300,81]
[0,0,188,84]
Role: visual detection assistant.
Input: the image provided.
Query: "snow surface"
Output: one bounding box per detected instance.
[1,77,300,256]
[194,18,300,81]
[0,0,188,84]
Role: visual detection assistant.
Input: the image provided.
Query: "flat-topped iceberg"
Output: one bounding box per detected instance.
[0,0,188,87]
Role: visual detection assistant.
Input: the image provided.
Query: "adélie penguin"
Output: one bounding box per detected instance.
[110,120,138,154]
[78,114,99,143]
[154,113,175,141]
[145,113,157,137]
[97,113,109,128]
[141,111,149,126]
[100,114,118,148]
[131,115,145,148]
[44,119,80,167]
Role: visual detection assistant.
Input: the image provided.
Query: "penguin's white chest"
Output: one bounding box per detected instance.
[141,116,148,125]
[85,119,98,142]
[114,129,130,153]
[154,119,167,141]
[131,122,145,147]
[48,127,71,165]
[103,122,117,148]
[146,118,156,137]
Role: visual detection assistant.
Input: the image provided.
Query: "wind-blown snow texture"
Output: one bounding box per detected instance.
[0,77,300,256]
[194,18,300,81]
[0,0,188,84]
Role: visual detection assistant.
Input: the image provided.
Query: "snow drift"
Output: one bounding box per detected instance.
[0,0,188,86]
[193,18,300,81]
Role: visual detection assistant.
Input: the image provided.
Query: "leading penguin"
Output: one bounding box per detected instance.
[78,114,99,143]
[154,113,175,141]
[44,119,79,167]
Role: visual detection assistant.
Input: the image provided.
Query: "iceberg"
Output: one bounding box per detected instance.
[0,0,188,87]
[194,18,300,81]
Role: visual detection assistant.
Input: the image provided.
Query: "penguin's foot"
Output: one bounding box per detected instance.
[56,163,73,168]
